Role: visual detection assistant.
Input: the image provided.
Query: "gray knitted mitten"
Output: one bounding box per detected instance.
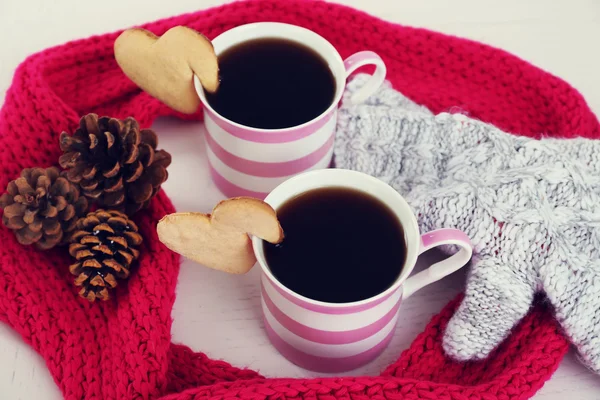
[335,74,600,373]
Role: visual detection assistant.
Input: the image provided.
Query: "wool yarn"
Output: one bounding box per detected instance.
[335,74,600,373]
[0,0,596,399]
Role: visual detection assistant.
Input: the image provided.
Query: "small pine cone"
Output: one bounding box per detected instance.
[68,209,143,302]
[0,167,88,249]
[59,114,172,216]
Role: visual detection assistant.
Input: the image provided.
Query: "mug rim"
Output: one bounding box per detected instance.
[251,168,421,309]
[193,22,347,133]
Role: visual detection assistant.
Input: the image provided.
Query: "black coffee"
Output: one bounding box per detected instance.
[205,38,336,129]
[263,187,406,303]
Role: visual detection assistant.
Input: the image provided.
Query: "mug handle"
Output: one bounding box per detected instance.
[403,229,473,299]
[343,51,387,105]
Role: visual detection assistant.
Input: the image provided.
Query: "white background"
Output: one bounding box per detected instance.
[1,0,600,399]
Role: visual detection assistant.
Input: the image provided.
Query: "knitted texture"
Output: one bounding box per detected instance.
[335,74,600,373]
[0,0,596,399]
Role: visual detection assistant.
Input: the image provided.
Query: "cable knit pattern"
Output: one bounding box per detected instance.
[0,0,597,398]
[335,74,600,373]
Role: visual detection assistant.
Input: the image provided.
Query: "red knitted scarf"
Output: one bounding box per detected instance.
[1,1,596,399]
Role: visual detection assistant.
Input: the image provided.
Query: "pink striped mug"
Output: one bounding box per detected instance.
[193,22,386,199]
[251,169,473,372]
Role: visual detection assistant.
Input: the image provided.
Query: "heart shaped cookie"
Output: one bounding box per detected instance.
[157,197,283,274]
[114,26,219,114]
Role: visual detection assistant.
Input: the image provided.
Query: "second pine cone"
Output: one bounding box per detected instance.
[59,114,172,215]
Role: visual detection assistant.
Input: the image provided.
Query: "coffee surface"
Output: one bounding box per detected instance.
[205,38,336,129]
[263,187,406,303]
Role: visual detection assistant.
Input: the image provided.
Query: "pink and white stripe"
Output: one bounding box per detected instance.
[203,107,336,199]
[260,273,402,372]
[251,169,473,373]
[194,23,388,199]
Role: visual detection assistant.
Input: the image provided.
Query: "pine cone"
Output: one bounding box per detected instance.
[59,114,172,215]
[0,167,88,249]
[68,209,143,302]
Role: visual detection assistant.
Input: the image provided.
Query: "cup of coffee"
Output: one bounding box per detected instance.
[193,22,386,199]
[251,169,472,372]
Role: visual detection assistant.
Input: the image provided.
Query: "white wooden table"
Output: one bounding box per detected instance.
[1,0,600,398]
